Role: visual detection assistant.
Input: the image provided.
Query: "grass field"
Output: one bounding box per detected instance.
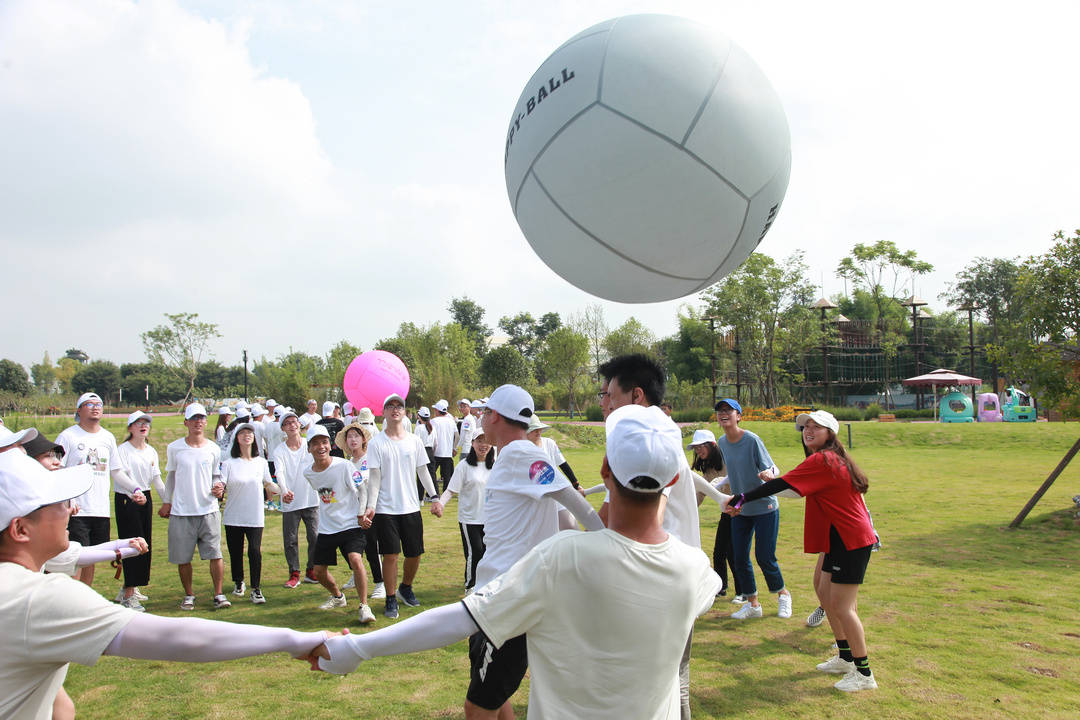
[13,414,1079,719]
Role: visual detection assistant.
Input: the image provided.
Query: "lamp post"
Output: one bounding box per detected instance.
[242,349,248,402]
[812,298,838,405]
[902,295,928,409]
[958,304,979,418]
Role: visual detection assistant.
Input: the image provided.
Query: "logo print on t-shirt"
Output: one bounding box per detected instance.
[529,460,555,485]
[319,488,337,504]
[351,470,364,490]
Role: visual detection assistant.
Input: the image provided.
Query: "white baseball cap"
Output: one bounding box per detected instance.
[232,422,258,436]
[126,411,152,427]
[432,399,449,413]
[605,405,682,493]
[459,398,471,406]
[526,414,550,433]
[277,410,298,426]
[686,429,716,449]
[218,406,234,416]
[76,392,103,408]
[0,426,38,449]
[273,405,286,419]
[417,406,431,419]
[383,393,406,409]
[250,404,266,417]
[342,402,354,415]
[470,420,487,443]
[470,399,485,409]
[235,400,249,411]
[485,384,535,425]
[235,407,252,421]
[306,424,331,445]
[795,410,840,434]
[321,401,336,417]
[265,399,278,408]
[185,403,208,420]
[0,452,93,530]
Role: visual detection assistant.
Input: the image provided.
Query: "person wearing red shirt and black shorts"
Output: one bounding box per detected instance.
[728,409,878,693]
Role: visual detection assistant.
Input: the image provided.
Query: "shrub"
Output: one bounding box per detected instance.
[672,407,714,423]
[584,404,603,422]
[894,408,935,419]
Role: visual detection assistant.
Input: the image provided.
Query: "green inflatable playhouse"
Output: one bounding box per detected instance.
[940,390,974,423]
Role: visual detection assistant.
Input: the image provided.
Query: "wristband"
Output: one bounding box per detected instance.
[730,493,745,510]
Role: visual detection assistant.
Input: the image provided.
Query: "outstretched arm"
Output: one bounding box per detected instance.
[103,613,327,662]
[76,538,148,567]
[316,603,477,674]
[550,486,605,531]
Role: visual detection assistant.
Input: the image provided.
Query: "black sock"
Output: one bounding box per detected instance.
[837,640,852,662]
[853,656,871,676]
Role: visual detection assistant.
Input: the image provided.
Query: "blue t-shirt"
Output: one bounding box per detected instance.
[716,429,777,516]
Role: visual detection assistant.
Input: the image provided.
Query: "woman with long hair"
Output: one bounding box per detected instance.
[727,410,878,692]
[336,422,385,600]
[437,423,493,593]
[214,406,233,443]
[115,411,167,611]
[219,423,279,604]
[687,429,740,598]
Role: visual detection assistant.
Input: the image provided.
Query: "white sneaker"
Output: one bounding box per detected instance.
[343,575,356,590]
[250,588,266,604]
[731,603,763,620]
[133,587,148,601]
[358,603,376,624]
[180,595,196,611]
[319,594,348,610]
[232,581,246,596]
[777,592,792,618]
[120,595,146,612]
[807,606,827,627]
[731,594,748,604]
[834,669,877,692]
[369,582,386,599]
[816,655,854,674]
[213,594,232,610]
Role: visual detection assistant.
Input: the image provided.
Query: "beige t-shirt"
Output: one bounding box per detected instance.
[0,562,135,719]
[464,529,719,720]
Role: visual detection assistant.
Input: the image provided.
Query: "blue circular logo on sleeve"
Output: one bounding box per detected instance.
[529,460,555,485]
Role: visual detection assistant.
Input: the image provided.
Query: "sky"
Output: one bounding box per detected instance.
[2,0,1078,374]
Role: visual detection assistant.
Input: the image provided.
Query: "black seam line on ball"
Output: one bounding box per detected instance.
[530,171,710,283]
[513,100,600,214]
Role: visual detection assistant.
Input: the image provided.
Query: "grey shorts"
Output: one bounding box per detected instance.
[168,512,223,564]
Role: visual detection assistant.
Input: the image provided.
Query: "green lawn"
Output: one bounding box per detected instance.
[22,416,1079,719]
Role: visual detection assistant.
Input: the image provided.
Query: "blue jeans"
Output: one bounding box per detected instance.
[730,510,785,597]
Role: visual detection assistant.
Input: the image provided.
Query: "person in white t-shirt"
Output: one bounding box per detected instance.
[0,452,333,720]
[300,400,322,437]
[429,399,458,493]
[414,406,437,500]
[214,406,233,444]
[219,423,280,604]
[56,392,139,587]
[456,399,474,458]
[115,411,167,611]
[336,422,386,600]
[302,426,376,625]
[274,412,321,589]
[308,404,722,720]
[437,422,492,593]
[595,354,733,720]
[159,403,231,611]
[367,393,439,619]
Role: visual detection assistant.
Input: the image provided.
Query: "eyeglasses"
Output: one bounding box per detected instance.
[81,402,103,409]
[596,391,610,400]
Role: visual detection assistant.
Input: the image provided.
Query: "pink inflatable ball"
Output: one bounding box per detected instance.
[342,351,410,415]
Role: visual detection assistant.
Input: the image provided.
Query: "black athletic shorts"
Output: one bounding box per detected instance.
[374,511,424,557]
[466,631,528,710]
[822,525,872,584]
[68,515,111,547]
[312,528,366,566]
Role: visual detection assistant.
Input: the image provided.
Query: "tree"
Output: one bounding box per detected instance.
[480,345,533,388]
[836,240,934,324]
[375,322,479,404]
[140,312,221,403]
[567,303,608,378]
[497,312,561,361]
[536,327,589,417]
[658,311,714,383]
[121,363,187,404]
[602,317,657,360]
[64,348,89,364]
[449,297,493,358]
[703,252,819,406]
[0,359,33,396]
[325,341,363,388]
[54,357,80,394]
[30,352,57,393]
[71,360,122,399]
[989,230,1080,412]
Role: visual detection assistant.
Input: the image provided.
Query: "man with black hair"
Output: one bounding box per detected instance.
[596,353,730,720]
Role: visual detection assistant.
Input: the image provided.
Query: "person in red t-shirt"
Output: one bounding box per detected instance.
[727,409,878,693]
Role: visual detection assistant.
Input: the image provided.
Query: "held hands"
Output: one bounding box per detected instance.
[757,469,775,482]
[211,482,225,499]
[157,503,171,518]
[295,629,350,671]
[429,501,444,518]
[358,514,372,530]
[131,490,147,506]
[724,493,745,516]
[282,491,295,504]
[127,537,150,554]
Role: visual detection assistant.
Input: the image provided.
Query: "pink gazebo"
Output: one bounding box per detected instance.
[902,369,982,420]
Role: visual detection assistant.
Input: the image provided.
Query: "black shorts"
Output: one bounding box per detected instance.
[466,631,528,710]
[374,512,424,557]
[822,526,872,584]
[68,515,111,547]
[312,528,366,566]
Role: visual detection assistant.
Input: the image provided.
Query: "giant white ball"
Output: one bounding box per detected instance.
[504,15,791,303]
